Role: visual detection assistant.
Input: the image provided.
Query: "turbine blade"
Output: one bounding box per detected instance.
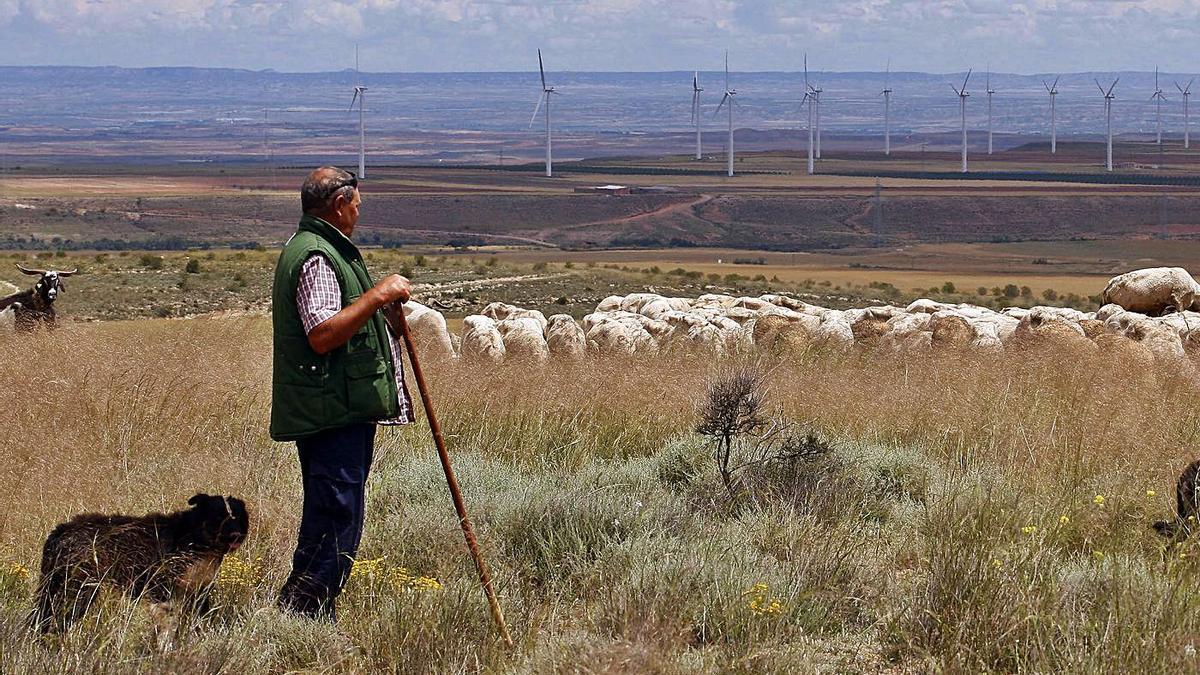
[962,68,972,92]
[1044,79,1051,93]
[694,71,699,91]
[1096,79,1105,95]
[1189,77,1196,94]
[725,50,729,90]
[1109,78,1119,96]
[538,49,546,91]
[1180,81,1188,94]
[1052,75,1060,91]
[529,92,545,128]
[349,89,359,112]
[713,93,729,118]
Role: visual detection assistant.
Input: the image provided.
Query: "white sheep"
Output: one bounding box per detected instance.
[1102,267,1200,316]
[497,317,550,362]
[546,314,587,359]
[482,301,548,334]
[388,301,455,360]
[461,315,505,362]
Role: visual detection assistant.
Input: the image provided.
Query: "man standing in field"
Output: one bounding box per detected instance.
[270,166,414,620]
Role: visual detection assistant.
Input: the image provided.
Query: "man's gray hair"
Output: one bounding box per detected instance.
[301,166,356,213]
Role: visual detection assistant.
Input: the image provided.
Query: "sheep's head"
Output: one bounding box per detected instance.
[18,265,76,304]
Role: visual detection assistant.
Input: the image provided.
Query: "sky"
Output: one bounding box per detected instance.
[1,0,1198,74]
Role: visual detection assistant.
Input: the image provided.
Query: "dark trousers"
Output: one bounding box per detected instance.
[278,423,376,620]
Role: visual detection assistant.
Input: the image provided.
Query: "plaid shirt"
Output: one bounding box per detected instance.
[296,254,414,425]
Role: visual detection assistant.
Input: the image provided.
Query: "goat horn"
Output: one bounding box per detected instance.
[56,268,78,277]
[16,264,45,275]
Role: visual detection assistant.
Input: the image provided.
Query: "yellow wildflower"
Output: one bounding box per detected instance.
[348,558,442,593]
[1021,525,1037,535]
[410,576,444,591]
[5,562,30,581]
[1059,515,1070,525]
[1093,495,1105,506]
[349,557,386,581]
[218,555,264,588]
[745,582,784,616]
[991,559,1003,570]
[1147,490,1157,498]
[1092,550,1105,560]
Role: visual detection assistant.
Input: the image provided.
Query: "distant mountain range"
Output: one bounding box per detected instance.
[0,66,1192,165]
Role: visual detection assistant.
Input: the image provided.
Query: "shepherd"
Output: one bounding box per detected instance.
[270,166,414,621]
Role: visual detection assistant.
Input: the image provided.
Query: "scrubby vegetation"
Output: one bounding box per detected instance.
[2,318,1200,672]
[2,247,1097,324]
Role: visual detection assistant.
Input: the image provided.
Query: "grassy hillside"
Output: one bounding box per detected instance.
[2,319,1199,672]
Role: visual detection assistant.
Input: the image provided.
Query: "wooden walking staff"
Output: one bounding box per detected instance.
[387,303,515,650]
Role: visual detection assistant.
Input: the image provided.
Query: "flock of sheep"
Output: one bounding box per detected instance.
[399,267,1200,369]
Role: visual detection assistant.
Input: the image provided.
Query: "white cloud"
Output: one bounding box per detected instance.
[1,0,1199,71]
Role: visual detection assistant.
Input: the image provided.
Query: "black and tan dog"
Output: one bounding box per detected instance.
[1153,459,1200,543]
[33,493,249,633]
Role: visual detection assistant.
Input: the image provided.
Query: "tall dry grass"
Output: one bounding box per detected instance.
[2,318,1200,672]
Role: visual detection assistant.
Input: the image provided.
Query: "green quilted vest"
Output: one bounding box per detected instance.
[269,214,398,441]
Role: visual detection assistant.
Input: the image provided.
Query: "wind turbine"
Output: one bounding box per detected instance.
[691,71,703,160]
[1177,78,1194,149]
[529,49,557,177]
[808,58,823,159]
[349,45,367,178]
[985,67,995,155]
[951,69,971,173]
[1044,75,1060,154]
[804,54,816,174]
[1097,77,1119,171]
[882,59,892,156]
[1152,67,1167,145]
[714,51,736,177]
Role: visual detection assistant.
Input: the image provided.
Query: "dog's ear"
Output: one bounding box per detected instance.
[188,493,212,507]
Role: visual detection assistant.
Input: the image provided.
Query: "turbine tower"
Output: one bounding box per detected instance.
[986,67,995,155]
[804,54,816,174]
[808,58,823,159]
[1152,67,1167,145]
[1044,76,1060,154]
[882,59,892,156]
[691,71,703,160]
[1177,78,1194,149]
[529,49,557,177]
[714,51,737,177]
[349,45,367,179]
[951,69,972,173]
[1097,77,1119,172]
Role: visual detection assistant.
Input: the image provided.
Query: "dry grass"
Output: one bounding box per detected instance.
[3,317,1200,672]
